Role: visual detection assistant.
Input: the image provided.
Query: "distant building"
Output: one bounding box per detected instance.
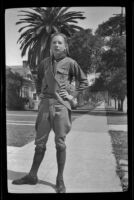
[6,61,39,110]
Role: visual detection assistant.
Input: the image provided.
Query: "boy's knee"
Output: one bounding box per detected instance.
[55,138,66,151]
[35,145,46,153]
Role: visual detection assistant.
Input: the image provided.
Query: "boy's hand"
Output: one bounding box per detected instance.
[59,89,78,107]
[59,89,73,101]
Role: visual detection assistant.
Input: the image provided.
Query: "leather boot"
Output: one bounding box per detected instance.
[56,178,66,193]
[12,146,45,185]
[56,149,66,193]
[12,174,38,185]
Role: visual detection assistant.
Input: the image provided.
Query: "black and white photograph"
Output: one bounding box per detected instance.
[5,6,129,194]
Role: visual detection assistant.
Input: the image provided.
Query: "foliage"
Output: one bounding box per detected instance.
[6,68,27,110]
[69,29,104,74]
[90,76,106,92]
[100,35,126,97]
[108,68,127,100]
[92,12,126,111]
[95,13,125,37]
[16,7,86,70]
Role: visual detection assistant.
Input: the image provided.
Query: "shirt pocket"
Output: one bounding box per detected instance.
[57,67,68,74]
[56,68,68,82]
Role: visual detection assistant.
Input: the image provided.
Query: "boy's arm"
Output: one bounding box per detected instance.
[69,61,89,96]
[62,60,88,108]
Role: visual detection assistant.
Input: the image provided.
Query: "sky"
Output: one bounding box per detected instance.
[5,7,125,66]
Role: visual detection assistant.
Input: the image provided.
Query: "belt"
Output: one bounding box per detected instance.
[41,98,60,105]
[48,98,59,105]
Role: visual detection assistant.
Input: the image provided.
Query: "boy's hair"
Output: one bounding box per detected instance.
[50,32,69,55]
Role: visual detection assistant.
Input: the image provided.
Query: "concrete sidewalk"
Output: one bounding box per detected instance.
[7,102,122,193]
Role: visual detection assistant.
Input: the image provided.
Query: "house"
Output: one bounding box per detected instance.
[6,61,39,110]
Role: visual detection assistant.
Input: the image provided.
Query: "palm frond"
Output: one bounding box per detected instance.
[60,11,85,19]
[20,34,36,53]
[67,24,84,30]
[61,17,85,24]
[16,7,86,69]
[32,7,46,14]
[52,25,59,33]
[17,28,35,43]
[28,42,37,67]
[35,25,45,35]
[18,24,35,33]
[66,20,78,23]
[17,10,43,21]
[16,19,41,26]
[58,7,71,16]
[17,13,42,20]
[53,7,62,15]
[40,34,49,53]
[21,40,33,57]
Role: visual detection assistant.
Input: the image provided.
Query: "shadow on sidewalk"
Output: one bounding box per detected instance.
[88,108,127,116]
[7,170,56,192]
[88,112,127,116]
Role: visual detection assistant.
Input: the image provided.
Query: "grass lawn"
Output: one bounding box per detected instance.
[6,125,36,147]
[107,115,128,125]
[109,130,128,161]
[6,114,79,147]
[107,114,128,191]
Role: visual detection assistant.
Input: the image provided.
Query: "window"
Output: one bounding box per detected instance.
[33,93,36,100]
[27,74,32,80]
[23,86,29,97]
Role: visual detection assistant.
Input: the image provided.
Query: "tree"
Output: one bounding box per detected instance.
[93,10,127,111]
[68,29,104,105]
[16,7,86,70]
[69,29,104,74]
[94,34,126,111]
[6,68,27,110]
[95,12,125,37]
[90,76,106,92]
[108,67,127,111]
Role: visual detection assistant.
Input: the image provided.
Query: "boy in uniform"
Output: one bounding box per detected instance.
[12,33,88,193]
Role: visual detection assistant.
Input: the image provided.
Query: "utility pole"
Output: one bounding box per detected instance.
[121,7,123,16]
[120,7,123,36]
[113,7,125,36]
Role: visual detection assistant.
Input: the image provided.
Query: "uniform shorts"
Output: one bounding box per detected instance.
[35,98,72,150]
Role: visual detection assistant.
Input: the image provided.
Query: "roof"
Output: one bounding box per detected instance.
[6,65,33,80]
[6,66,35,89]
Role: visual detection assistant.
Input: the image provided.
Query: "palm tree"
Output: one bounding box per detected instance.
[16,7,86,70]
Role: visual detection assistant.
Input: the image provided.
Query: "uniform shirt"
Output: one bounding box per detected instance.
[36,56,88,109]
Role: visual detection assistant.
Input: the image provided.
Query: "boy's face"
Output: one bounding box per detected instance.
[51,35,66,56]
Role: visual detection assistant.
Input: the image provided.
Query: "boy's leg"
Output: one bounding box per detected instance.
[29,110,51,178]
[55,138,66,193]
[53,105,72,193]
[12,100,51,185]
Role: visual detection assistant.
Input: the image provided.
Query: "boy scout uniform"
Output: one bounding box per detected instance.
[12,54,88,191]
[35,56,88,152]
